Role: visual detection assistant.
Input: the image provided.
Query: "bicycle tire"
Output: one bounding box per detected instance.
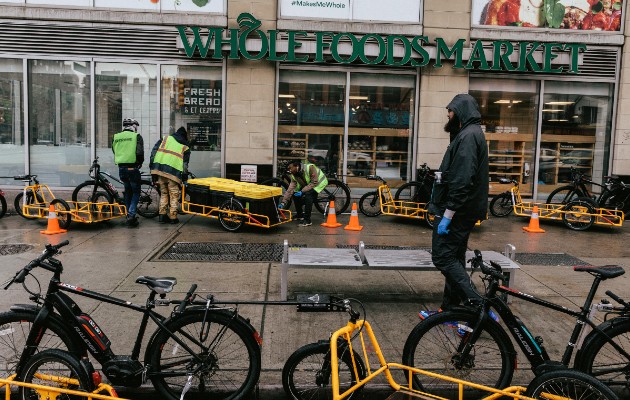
[489,193,513,217]
[137,180,160,218]
[261,177,292,210]
[282,341,366,400]
[90,191,114,219]
[0,194,6,218]
[599,190,630,217]
[402,309,515,398]
[0,310,81,378]
[525,369,618,400]
[19,349,94,400]
[72,181,112,204]
[146,310,261,400]
[359,191,381,217]
[574,317,630,390]
[50,199,72,230]
[394,182,431,204]
[14,191,45,219]
[546,186,584,205]
[313,179,351,215]
[218,198,246,232]
[562,198,596,231]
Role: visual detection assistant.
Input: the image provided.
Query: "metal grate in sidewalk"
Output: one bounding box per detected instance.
[159,242,306,262]
[337,244,431,252]
[0,244,33,256]
[514,253,591,266]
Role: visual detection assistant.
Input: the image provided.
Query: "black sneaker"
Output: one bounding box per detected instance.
[298,221,312,227]
[158,215,171,224]
[169,217,180,224]
[126,216,139,228]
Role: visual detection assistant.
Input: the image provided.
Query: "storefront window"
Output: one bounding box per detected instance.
[348,73,415,189]
[277,70,346,176]
[0,59,24,184]
[538,81,613,199]
[470,79,539,196]
[95,63,157,177]
[161,65,222,178]
[28,59,91,187]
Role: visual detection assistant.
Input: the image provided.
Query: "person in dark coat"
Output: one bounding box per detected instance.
[428,93,489,312]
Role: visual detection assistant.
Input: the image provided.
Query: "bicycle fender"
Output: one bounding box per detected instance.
[574,315,630,363]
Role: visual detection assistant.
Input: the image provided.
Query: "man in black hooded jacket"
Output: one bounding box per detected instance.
[427,93,489,311]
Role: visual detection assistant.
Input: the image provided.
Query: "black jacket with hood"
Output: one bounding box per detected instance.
[429,94,489,220]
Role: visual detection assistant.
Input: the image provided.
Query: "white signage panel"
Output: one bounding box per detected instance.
[27,0,91,5]
[352,0,421,23]
[161,0,224,12]
[280,0,351,20]
[241,165,258,183]
[93,0,158,10]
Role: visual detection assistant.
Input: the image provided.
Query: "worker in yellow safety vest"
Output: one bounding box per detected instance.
[278,160,328,227]
[149,126,191,224]
[112,118,144,228]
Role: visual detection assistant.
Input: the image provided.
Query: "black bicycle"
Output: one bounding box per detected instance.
[1,241,262,400]
[71,157,160,218]
[261,170,351,215]
[282,297,367,400]
[394,163,435,204]
[402,250,628,398]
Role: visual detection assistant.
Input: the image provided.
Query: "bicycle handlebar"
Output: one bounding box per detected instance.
[469,250,505,282]
[4,240,69,290]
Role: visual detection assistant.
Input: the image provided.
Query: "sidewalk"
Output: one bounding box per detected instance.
[0,205,628,399]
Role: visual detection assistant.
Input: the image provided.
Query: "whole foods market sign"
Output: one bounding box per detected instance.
[177,13,586,73]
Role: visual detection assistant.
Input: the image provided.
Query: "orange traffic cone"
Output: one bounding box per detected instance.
[523,205,545,233]
[321,200,342,228]
[41,204,67,235]
[344,202,363,231]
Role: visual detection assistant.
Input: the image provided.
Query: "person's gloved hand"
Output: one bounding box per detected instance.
[294,191,303,197]
[437,216,451,235]
[278,203,284,209]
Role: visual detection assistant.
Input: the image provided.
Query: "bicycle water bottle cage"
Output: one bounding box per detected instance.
[135,276,177,295]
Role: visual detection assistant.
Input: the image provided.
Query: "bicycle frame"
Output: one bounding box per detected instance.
[463,274,630,373]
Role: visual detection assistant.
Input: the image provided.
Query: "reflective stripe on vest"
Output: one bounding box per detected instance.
[153,136,188,173]
[290,163,328,193]
[112,131,138,165]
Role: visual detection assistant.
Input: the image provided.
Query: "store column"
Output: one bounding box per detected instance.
[417,0,470,171]
[225,0,277,180]
[612,11,630,176]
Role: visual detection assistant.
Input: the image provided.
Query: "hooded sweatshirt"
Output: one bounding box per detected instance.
[429,94,489,220]
[149,127,191,184]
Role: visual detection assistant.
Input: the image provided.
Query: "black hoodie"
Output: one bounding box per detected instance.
[429,94,489,220]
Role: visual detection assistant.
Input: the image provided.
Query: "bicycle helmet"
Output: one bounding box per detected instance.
[122,118,139,131]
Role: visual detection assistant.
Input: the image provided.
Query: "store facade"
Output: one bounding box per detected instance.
[0,0,626,203]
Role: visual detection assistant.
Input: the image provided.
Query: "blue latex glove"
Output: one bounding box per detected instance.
[294,191,303,197]
[437,216,451,235]
[278,203,284,209]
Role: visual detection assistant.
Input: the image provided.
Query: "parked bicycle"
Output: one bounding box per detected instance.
[72,157,160,218]
[402,250,628,398]
[286,296,617,400]
[13,174,73,228]
[0,185,6,219]
[546,166,607,205]
[261,168,351,215]
[0,240,262,400]
[282,297,366,400]
[393,162,435,204]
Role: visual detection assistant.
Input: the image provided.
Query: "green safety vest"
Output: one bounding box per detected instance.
[290,163,328,193]
[112,131,138,165]
[153,135,188,173]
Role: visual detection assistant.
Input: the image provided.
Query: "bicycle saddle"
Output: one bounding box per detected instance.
[573,265,625,280]
[136,276,177,294]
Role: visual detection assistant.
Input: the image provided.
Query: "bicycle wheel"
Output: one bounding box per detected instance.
[282,341,366,400]
[147,310,261,400]
[574,318,630,390]
[546,186,584,205]
[261,178,292,209]
[525,369,618,400]
[90,191,113,219]
[313,179,351,215]
[14,190,45,219]
[0,310,80,378]
[218,198,246,232]
[395,182,431,204]
[562,198,596,231]
[71,181,111,204]
[489,193,513,217]
[137,180,160,218]
[402,309,515,398]
[19,349,94,400]
[599,190,630,218]
[49,199,71,230]
[359,191,381,217]
[0,194,6,218]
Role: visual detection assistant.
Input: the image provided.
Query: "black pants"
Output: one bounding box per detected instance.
[293,190,318,222]
[431,214,481,309]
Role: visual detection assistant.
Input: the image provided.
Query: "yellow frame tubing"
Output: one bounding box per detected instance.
[376,184,431,221]
[0,376,123,400]
[330,320,539,400]
[20,183,55,218]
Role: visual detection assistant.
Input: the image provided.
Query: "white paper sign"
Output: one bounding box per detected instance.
[280,0,421,23]
[280,0,351,20]
[241,165,257,182]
